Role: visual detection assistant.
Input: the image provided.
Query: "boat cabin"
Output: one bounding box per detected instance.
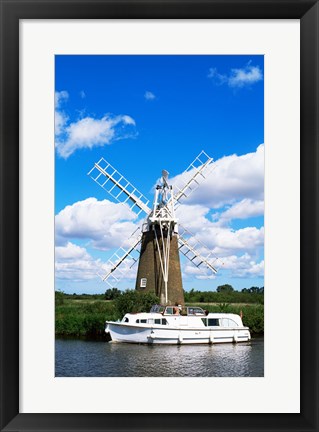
[119,305,245,329]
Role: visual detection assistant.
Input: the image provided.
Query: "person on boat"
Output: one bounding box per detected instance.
[173,303,181,315]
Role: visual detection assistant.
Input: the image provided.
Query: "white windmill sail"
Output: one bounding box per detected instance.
[171,150,214,206]
[98,229,142,287]
[178,225,222,274]
[88,157,151,215]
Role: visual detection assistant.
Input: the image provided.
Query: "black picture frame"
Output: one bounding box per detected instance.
[1,1,318,431]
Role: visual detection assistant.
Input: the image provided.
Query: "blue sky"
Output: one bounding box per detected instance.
[55,55,264,294]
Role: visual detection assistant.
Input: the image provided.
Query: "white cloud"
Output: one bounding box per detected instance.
[144,91,156,100]
[221,254,264,278]
[80,90,86,99]
[175,201,263,279]
[54,90,136,158]
[56,241,91,260]
[182,251,263,280]
[55,90,68,108]
[178,214,264,258]
[208,63,263,88]
[228,65,263,88]
[183,263,217,280]
[208,226,264,256]
[56,114,136,159]
[172,144,264,208]
[176,204,211,231]
[55,242,102,281]
[55,197,139,250]
[219,199,264,221]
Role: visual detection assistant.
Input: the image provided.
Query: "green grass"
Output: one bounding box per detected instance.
[55,299,119,337]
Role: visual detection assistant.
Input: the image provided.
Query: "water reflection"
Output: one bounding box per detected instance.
[56,338,263,377]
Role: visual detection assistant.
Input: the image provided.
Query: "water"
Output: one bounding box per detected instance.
[55,337,264,377]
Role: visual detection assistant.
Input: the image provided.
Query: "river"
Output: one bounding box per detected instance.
[55,337,264,377]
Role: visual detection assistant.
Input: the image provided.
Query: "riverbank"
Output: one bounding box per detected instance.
[55,296,264,338]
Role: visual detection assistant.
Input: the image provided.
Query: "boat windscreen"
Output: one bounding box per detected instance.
[150,304,165,313]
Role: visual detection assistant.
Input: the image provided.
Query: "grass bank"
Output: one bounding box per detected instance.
[56,294,264,337]
[55,299,118,338]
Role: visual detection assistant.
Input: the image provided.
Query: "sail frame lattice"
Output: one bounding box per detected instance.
[178,225,221,274]
[173,150,214,206]
[98,230,142,287]
[88,158,151,215]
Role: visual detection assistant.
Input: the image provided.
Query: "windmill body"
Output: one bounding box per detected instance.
[88,151,220,305]
[135,171,183,305]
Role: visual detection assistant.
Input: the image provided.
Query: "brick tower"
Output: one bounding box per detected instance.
[135,217,184,305]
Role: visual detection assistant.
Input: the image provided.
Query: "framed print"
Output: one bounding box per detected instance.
[0,0,318,431]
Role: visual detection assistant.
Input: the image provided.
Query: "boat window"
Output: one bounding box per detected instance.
[165,307,174,315]
[221,318,238,327]
[208,318,219,326]
[136,319,140,323]
[140,319,147,323]
[148,319,154,324]
[187,307,204,315]
[201,318,207,326]
[155,319,161,324]
[124,317,129,323]
[150,305,165,313]
[140,278,147,288]
[162,318,168,325]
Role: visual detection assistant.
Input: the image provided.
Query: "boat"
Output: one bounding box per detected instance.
[105,304,251,344]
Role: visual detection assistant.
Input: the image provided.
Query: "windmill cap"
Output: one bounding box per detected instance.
[162,170,169,179]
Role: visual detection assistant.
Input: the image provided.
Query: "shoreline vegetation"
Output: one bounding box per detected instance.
[55,286,264,339]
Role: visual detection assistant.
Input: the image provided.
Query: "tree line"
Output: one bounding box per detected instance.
[56,284,264,304]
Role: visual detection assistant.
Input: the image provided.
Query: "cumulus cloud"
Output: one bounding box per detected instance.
[178,212,264,258]
[221,254,264,278]
[55,90,136,158]
[208,63,263,88]
[55,90,69,108]
[219,199,264,221]
[208,226,264,256]
[56,114,136,159]
[183,263,217,280]
[175,201,263,280]
[144,91,156,100]
[55,242,102,281]
[176,204,211,231]
[172,144,264,209]
[182,251,263,280]
[55,197,139,250]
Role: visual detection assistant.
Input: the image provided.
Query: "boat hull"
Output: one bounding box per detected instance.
[106,322,251,344]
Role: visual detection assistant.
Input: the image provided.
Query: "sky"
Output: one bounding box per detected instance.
[55,55,264,294]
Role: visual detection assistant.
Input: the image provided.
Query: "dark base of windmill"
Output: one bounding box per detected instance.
[135,230,184,306]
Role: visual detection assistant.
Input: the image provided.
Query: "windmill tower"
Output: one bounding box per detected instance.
[88,151,220,305]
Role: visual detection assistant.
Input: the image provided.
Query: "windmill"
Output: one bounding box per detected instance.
[88,150,221,306]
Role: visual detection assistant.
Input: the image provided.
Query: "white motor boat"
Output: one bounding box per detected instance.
[105,305,251,344]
